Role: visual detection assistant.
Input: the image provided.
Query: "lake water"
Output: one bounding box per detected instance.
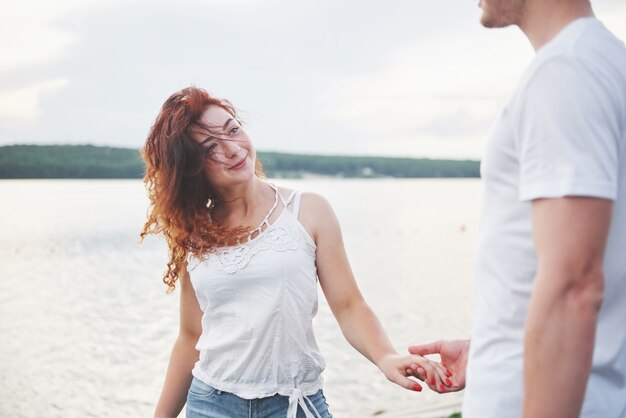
[0,179,481,418]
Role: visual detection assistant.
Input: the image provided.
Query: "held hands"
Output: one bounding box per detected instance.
[376,352,453,393]
[408,339,470,393]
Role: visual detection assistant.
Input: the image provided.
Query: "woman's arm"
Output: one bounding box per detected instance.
[300,193,449,392]
[154,268,204,418]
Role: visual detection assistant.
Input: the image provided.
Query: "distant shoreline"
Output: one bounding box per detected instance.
[0,144,480,179]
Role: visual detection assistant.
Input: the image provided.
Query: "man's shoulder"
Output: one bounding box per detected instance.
[512,23,626,111]
[530,19,626,83]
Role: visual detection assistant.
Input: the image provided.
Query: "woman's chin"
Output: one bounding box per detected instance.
[226,164,255,184]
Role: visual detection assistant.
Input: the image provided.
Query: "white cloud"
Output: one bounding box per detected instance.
[0,78,69,122]
[0,0,625,158]
[0,0,101,71]
[314,26,531,158]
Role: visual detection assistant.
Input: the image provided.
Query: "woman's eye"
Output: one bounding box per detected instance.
[204,143,218,154]
[229,126,239,135]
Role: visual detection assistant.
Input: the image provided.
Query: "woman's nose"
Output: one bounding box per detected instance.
[221,140,241,158]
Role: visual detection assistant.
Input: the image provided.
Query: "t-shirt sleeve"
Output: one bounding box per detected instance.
[514,55,621,201]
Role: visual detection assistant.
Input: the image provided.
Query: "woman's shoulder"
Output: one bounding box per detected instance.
[272,183,333,214]
[299,192,336,230]
[274,185,321,202]
[300,191,331,208]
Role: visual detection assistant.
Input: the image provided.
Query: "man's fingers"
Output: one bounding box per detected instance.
[408,340,443,356]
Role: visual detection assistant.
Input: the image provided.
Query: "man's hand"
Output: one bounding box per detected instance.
[408,339,469,392]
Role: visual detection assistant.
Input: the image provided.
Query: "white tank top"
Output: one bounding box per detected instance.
[188,187,326,417]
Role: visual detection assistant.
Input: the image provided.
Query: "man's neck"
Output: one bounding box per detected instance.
[518,0,594,51]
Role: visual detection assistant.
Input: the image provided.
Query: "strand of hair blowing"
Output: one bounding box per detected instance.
[139,87,257,292]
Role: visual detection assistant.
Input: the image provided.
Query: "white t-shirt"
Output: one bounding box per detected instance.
[464,17,626,418]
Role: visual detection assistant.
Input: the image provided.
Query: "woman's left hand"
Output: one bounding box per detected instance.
[377,353,453,393]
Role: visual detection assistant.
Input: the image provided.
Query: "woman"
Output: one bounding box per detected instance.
[141,87,452,418]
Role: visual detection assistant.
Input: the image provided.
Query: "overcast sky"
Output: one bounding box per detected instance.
[1,0,625,159]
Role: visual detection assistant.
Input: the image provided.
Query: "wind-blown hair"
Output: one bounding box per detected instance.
[140,87,264,292]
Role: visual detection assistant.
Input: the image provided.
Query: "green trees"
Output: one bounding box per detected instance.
[0,145,144,179]
[260,152,479,178]
[0,145,480,179]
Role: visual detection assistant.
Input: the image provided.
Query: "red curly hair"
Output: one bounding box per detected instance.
[140,87,264,292]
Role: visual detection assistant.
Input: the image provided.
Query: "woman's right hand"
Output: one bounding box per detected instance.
[377,352,453,393]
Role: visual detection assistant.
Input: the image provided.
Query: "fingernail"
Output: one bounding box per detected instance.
[430,377,435,385]
[412,383,422,392]
[439,384,445,392]
[446,369,452,377]
[445,379,452,386]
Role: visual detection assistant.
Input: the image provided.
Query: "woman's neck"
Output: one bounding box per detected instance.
[211,177,272,223]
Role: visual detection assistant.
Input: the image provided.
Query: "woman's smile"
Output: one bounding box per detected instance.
[228,155,248,171]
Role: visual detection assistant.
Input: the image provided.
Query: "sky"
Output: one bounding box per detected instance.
[1,0,625,159]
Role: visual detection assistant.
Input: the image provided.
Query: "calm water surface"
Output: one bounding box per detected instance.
[0,179,481,417]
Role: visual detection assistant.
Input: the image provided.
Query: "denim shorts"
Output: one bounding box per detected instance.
[186,377,333,418]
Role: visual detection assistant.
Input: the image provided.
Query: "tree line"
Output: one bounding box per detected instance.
[0,145,480,179]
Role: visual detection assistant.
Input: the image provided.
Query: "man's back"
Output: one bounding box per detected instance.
[464,17,626,418]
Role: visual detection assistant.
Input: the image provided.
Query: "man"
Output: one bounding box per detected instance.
[409,0,626,417]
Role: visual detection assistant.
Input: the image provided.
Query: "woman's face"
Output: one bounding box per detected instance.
[191,105,256,190]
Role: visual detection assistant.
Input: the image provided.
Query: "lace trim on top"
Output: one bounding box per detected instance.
[214,213,299,273]
[196,185,303,274]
